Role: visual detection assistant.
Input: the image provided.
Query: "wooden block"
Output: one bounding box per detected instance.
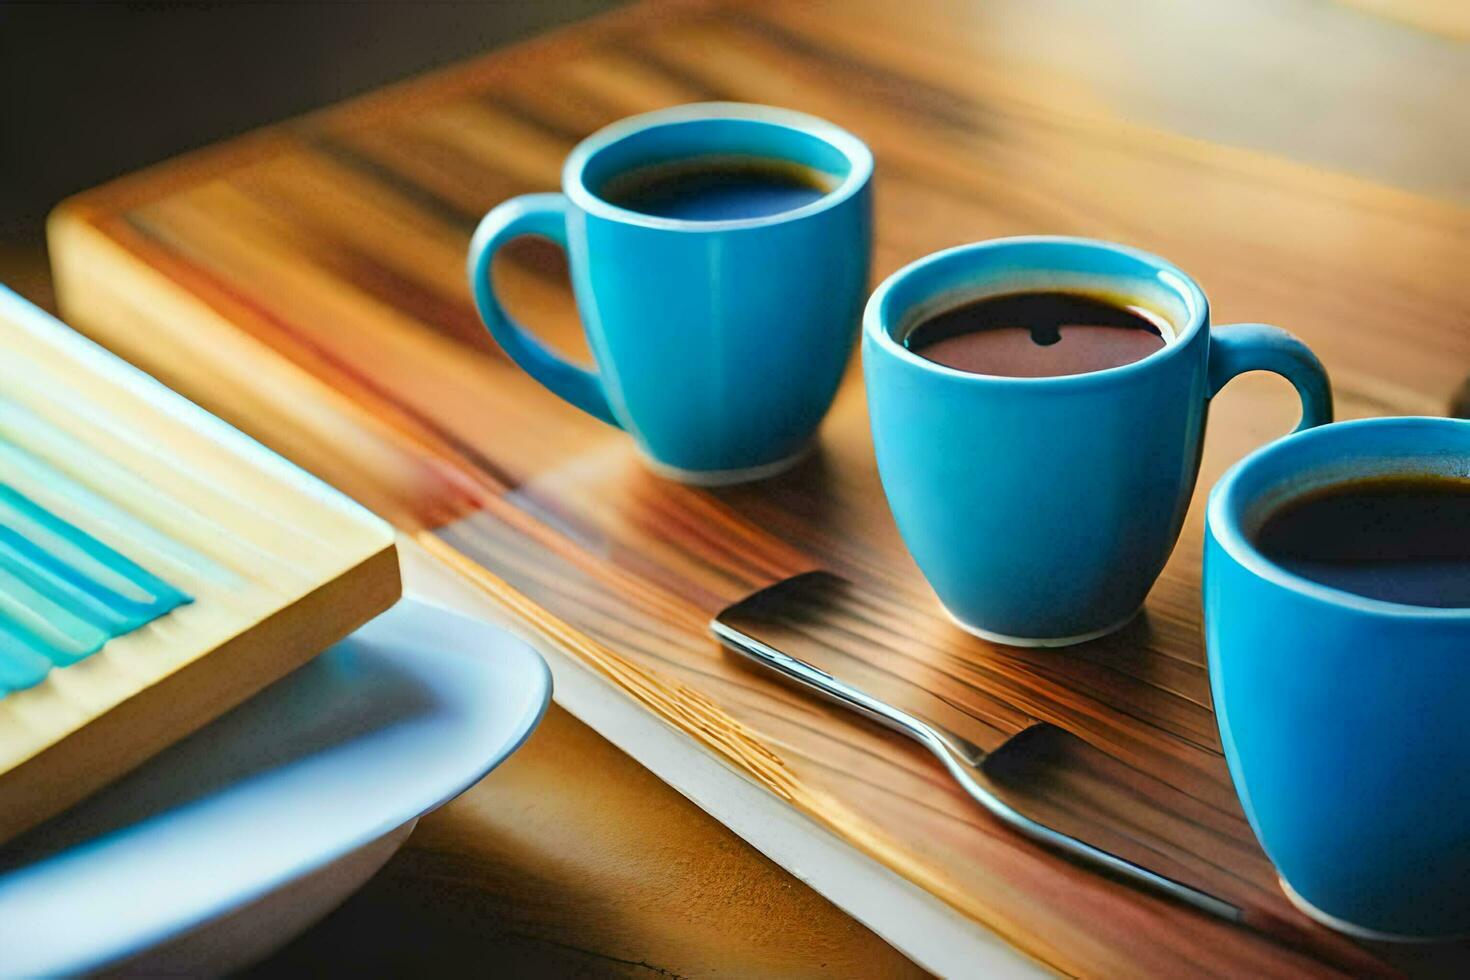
[0,287,400,844]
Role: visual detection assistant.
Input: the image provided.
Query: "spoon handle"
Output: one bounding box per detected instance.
[712,613,1242,925]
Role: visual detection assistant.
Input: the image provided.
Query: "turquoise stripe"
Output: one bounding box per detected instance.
[0,485,191,610]
[0,484,190,696]
[0,620,52,694]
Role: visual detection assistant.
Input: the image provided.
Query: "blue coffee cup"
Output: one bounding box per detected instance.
[863,237,1333,646]
[468,103,872,485]
[1205,416,1470,940]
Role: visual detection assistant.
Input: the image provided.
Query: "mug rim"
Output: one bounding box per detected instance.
[862,236,1210,389]
[562,101,874,232]
[1207,416,1470,621]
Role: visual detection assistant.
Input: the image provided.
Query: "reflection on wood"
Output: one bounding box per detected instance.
[48,0,1470,974]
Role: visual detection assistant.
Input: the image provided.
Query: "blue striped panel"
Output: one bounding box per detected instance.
[0,485,191,696]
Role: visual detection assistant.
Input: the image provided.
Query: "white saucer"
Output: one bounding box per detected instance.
[0,598,551,976]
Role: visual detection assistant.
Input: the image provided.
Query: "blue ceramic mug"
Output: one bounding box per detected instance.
[863,237,1333,646]
[1205,416,1470,940]
[468,103,872,485]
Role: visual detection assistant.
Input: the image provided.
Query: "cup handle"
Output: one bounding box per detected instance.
[1207,323,1333,432]
[467,193,620,427]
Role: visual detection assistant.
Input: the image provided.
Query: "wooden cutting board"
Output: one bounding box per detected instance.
[46,0,1470,974]
[0,289,400,845]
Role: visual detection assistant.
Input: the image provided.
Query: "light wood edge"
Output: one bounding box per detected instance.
[0,544,401,845]
[398,536,1053,980]
[49,129,303,228]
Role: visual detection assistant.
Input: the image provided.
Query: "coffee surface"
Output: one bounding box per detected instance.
[1254,475,1470,608]
[904,291,1168,378]
[601,157,832,221]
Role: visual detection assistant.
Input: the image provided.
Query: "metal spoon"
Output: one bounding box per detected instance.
[712,572,1243,925]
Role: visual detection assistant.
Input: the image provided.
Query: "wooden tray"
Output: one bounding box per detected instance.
[47,0,1470,974]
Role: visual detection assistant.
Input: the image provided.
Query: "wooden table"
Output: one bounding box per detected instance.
[47,0,1470,975]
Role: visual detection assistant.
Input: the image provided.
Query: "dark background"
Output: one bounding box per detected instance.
[0,1,625,244]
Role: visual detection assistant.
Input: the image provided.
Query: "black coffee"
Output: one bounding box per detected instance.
[904,291,1169,378]
[600,156,833,221]
[1254,475,1470,608]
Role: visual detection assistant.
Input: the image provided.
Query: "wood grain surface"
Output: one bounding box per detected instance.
[48,0,1470,975]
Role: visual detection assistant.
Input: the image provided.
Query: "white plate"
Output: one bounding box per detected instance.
[0,598,551,977]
